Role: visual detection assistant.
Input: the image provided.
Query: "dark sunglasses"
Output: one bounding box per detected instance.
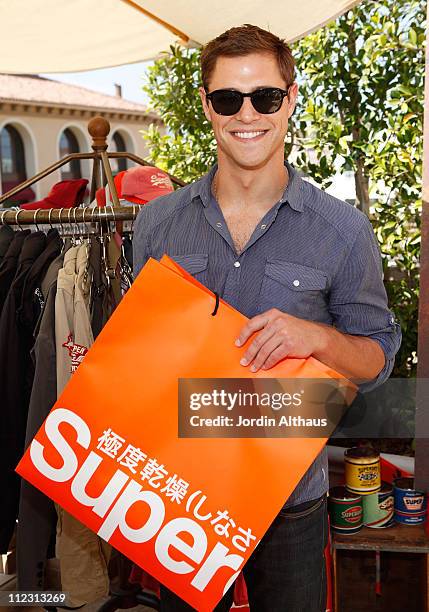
[205,86,291,116]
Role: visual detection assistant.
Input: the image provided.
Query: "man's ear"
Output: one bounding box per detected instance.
[199,86,212,123]
[287,82,299,118]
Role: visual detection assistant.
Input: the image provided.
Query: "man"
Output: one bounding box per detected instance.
[133,24,401,612]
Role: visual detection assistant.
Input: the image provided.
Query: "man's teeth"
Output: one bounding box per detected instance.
[233,131,265,139]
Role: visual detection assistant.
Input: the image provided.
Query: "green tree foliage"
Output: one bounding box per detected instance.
[142,0,426,376]
[293,0,425,376]
[142,46,215,181]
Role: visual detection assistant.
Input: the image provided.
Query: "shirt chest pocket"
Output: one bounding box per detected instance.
[169,254,208,279]
[258,260,328,320]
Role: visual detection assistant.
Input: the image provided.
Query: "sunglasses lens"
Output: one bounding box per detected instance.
[252,89,284,114]
[210,90,242,115]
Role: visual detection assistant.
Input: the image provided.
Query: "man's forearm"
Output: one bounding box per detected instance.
[313,324,386,382]
[237,309,388,376]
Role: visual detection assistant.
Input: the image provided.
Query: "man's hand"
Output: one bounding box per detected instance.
[235,308,386,381]
[235,309,326,372]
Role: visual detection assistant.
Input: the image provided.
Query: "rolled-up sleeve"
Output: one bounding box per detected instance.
[328,216,402,392]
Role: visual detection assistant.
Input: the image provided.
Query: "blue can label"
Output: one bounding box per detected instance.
[394,481,427,525]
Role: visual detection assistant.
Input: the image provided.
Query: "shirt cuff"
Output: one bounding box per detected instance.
[357,320,401,393]
[357,355,395,393]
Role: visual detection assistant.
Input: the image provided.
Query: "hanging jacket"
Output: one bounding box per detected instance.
[0,230,62,553]
[17,242,71,591]
[19,230,62,405]
[0,224,14,264]
[18,229,62,328]
[107,233,122,309]
[0,229,31,315]
[89,235,109,339]
[55,242,111,607]
[55,245,80,395]
[0,231,49,552]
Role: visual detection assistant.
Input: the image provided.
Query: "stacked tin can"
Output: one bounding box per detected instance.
[393,477,427,525]
[344,447,381,496]
[329,447,386,534]
[329,486,363,534]
[329,447,428,532]
[362,482,395,528]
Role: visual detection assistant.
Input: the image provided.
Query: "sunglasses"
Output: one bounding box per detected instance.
[205,86,291,116]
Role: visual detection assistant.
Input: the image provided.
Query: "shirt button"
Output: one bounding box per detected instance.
[234,261,241,268]
[293,279,300,287]
[216,222,222,228]
[390,316,395,324]
[261,224,267,230]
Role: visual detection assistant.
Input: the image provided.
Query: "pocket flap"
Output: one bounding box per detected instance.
[265,260,327,291]
[170,254,208,275]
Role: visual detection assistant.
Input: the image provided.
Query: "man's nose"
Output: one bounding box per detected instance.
[235,96,260,122]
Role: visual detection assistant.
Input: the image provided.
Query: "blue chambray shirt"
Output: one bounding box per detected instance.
[132,161,402,508]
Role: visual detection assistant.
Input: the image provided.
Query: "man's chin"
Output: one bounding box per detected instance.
[232,156,275,171]
[219,144,281,172]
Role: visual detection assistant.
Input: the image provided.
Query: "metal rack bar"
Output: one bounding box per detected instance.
[0,206,138,226]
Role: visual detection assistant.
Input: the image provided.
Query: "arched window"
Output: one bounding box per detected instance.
[0,125,27,185]
[110,131,127,174]
[59,128,81,179]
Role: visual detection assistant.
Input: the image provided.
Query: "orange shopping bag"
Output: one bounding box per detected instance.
[17,257,355,611]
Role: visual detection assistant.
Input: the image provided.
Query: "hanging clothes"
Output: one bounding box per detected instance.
[19,229,63,342]
[0,224,14,265]
[55,242,111,608]
[0,230,61,553]
[55,245,80,394]
[106,232,122,310]
[89,236,110,339]
[17,241,71,591]
[0,229,31,315]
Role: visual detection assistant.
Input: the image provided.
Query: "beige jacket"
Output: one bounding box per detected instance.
[55,244,94,395]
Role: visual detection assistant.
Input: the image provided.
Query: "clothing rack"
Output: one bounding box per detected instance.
[0,205,138,226]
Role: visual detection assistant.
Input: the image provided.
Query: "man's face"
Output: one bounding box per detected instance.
[199,52,297,171]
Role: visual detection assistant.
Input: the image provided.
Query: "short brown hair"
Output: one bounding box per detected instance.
[201,24,295,90]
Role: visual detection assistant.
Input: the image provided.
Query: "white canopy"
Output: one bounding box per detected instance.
[0,0,361,73]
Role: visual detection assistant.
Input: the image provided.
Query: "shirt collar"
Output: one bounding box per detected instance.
[190,160,304,212]
[190,164,217,207]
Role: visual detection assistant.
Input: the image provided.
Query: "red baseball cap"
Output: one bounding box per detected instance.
[21,178,88,210]
[121,166,174,204]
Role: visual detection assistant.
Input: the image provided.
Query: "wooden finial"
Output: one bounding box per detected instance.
[88,116,110,151]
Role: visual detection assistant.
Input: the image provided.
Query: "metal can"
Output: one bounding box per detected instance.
[394,478,427,525]
[344,447,381,495]
[329,486,363,534]
[362,481,395,528]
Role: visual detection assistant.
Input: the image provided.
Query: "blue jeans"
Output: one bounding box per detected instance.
[160,493,328,612]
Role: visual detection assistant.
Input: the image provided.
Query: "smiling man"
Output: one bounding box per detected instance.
[133,24,401,612]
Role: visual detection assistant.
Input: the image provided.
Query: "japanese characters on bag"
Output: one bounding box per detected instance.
[29,407,258,595]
